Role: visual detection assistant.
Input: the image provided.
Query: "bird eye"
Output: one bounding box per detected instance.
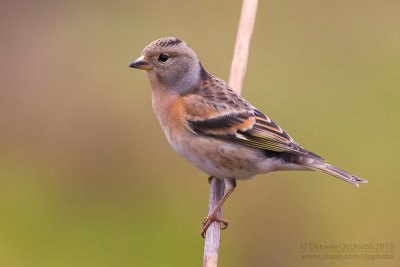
[158,54,169,62]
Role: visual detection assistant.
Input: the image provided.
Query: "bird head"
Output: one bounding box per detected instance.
[129,37,201,94]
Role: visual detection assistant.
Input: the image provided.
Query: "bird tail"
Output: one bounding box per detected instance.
[306,162,368,187]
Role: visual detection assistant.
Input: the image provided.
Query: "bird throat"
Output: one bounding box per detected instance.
[147,63,201,95]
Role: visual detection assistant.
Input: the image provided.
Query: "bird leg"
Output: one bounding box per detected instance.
[201,177,237,238]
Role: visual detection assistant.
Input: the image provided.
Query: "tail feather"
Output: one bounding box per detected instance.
[307,163,368,187]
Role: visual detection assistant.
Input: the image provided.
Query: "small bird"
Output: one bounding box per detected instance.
[129,37,367,237]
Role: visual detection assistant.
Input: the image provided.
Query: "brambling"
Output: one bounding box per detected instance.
[129,37,367,237]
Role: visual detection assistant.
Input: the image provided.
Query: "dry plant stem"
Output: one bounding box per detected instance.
[202,178,224,267]
[202,0,258,266]
[228,0,259,95]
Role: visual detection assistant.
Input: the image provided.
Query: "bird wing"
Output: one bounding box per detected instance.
[182,88,325,161]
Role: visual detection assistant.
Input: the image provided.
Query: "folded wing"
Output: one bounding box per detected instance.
[183,91,325,161]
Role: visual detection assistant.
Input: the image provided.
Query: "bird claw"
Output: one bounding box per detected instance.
[208,176,214,184]
[200,214,230,238]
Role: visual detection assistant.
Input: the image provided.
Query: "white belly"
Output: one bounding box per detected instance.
[166,127,279,180]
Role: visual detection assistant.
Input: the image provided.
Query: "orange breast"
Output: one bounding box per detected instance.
[152,88,187,145]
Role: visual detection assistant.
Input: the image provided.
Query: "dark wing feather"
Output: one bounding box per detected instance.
[182,72,325,161]
[238,109,325,160]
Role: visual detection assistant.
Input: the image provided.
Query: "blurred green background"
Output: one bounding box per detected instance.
[1,0,399,266]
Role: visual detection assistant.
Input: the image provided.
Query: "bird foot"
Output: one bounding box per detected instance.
[208,176,214,184]
[200,214,229,238]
